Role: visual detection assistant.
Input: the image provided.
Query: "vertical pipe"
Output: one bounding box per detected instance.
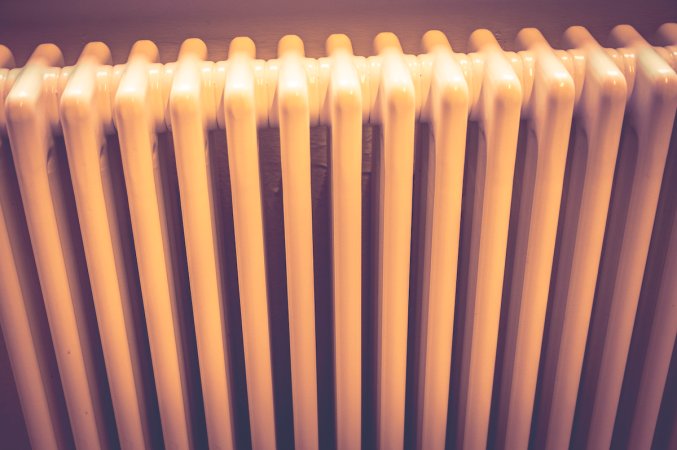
[372,32,416,450]
[0,145,60,450]
[326,34,363,450]
[627,200,677,449]
[170,38,235,450]
[277,35,319,450]
[5,43,107,450]
[494,28,574,450]
[0,45,60,450]
[456,29,522,450]
[416,30,469,450]
[223,37,278,450]
[580,25,677,450]
[61,42,150,450]
[114,40,192,450]
[533,27,627,450]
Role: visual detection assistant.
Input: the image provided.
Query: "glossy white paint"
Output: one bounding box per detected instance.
[370,32,416,450]
[170,38,235,450]
[60,42,151,450]
[455,28,522,450]
[5,43,109,450]
[415,30,469,450]
[532,26,628,450]
[275,34,320,450]
[114,40,193,450]
[580,24,677,450]
[493,28,575,450]
[326,33,363,450]
[223,37,278,450]
[0,47,61,450]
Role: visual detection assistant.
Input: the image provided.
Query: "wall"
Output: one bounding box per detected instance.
[1,1,676,64]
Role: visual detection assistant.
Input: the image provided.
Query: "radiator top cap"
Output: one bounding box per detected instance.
[129,40,159,63]
[79,42,112,65]
[0,45,15,68]
[563,26,599,50]
[278,35,305,57]
[326,34,353,55]
[178,38,207,61]
[229,37,256,59]
[374,32,403,54]
[28,43,64,67]
[422,30,451,53]
[468,29,501,52]
[515,28,549,50]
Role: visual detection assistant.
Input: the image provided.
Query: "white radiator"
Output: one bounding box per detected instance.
[0,23,675,450]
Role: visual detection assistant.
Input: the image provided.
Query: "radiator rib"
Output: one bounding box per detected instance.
[277,35,320,450]
[61,42,151,450]
[455,29,522,450]
[326,34,363,450]
[573,25,677,450]
[494,28,575,450]
[0,45,63,450]
[533,27,629,450]
[0,151,62,450]
[170,39,236,450]
[5,43,111,450]
[114,41,193,450]
[414,30,468,450]
[223,37,278,450]
[624,20,677,450]
[627,188,677,450]
[373,32,416,450]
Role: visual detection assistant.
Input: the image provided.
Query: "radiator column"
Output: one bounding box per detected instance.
[326,34,363,450]
[169,39,236,450]
[415,30,469,450]
[60,42,152,450]
[455,30,522,450]
[223,37,278,450]
[114,40,193,450]
[493,29,575,450]
[575,25,677,450]
[532,27,627,450]
[5,44,111,450]
[372,32,416,450]
[277,35,320,450]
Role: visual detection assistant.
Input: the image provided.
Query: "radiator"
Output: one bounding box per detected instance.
[0,23,675,450]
